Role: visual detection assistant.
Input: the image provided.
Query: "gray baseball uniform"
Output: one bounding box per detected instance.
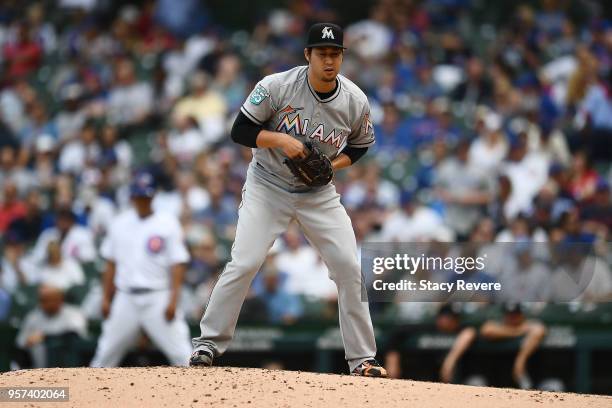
[192,66,377,371]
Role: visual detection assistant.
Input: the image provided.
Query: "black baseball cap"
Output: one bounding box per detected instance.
[305,23,346,49]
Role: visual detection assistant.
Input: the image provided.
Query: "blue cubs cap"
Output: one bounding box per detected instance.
[130,172,156,198]
[306,23,346,49]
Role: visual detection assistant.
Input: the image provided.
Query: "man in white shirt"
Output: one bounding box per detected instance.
[275,224,337,300]
[501,138,549,220]
[58,121,100,174]
[90,172,192,367]
[37,240,85,291]
[30,208,97,264]
[380,190,452,242]
[16,285,87,368]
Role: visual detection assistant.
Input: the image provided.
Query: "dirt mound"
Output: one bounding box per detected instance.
[1,366,610,407]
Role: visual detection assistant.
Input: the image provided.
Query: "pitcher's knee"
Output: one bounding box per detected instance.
[225,257,265,278]
[327,258,362,284]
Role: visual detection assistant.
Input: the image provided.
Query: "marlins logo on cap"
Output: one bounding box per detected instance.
[306,23,346,49]
[321,26,335,39]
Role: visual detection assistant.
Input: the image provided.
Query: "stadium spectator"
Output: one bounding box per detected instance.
[0,180,26,233]
[32,134,57,191]
[25,3,56,55]
[35,240,85,291]
[468,111,508,173]
[211,54,247,112]
[15,284,87,368]
[495,214,548,243]
[538,123,571,167]
[500,137,549,220]
[581,180,612,231]
[31,208,96,264]
[183,226,220,288]
[166,116,208,163]
[55,84,87,143]
[106,59,154,127]
[73,187,116,239]
[0,114,17,149]
[257,265,303,325]
[343,162,400,210]
[193,177,237,240]
[497,242,552,303]
[451,57,493,106]
[434,139,494,240]
[99,123,132,170]
[2,20,42,78]
[19,102,58,163]
[172,71,227,144]
[345,5,393,61]
[58,120,100,175]
[372,103,413,155]
[567,150,599,202]
[0,232,34,292]
[275,224,337,301]
[380,190,451,242]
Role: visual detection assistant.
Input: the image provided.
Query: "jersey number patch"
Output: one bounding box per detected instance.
[249,84,270,105]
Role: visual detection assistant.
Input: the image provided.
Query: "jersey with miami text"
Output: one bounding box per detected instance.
[240,66,374,191]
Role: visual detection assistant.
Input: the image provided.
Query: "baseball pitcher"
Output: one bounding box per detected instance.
[190,23,386,377]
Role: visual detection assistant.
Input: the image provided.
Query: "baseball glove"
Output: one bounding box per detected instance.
[284,142,333,187]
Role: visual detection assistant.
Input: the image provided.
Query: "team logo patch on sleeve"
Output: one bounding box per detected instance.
[362,113,373,135]
[146,236,165,254]
[249,84,270,105]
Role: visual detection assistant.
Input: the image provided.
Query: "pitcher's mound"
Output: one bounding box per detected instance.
[1,366,610,407]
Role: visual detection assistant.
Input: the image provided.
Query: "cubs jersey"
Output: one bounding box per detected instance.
[240,66,375,191]
[100,209,189,291]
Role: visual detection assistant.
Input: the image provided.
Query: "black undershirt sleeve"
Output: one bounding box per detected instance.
[231,111,262,148]
[341,145,368,164]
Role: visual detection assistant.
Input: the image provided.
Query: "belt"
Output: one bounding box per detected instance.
[126,287,157,295]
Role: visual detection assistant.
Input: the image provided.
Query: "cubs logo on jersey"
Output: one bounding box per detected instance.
[146,235,165,254]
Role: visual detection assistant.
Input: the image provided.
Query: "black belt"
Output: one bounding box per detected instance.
[126,287,157,295]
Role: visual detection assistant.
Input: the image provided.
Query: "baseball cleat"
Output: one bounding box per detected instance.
[189,349,213,367]
[351,359,388,378]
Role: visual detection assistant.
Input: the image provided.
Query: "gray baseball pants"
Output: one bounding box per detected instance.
[192,171,377,371]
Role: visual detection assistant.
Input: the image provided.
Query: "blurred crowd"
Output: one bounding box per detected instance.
[0,0,611,360]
